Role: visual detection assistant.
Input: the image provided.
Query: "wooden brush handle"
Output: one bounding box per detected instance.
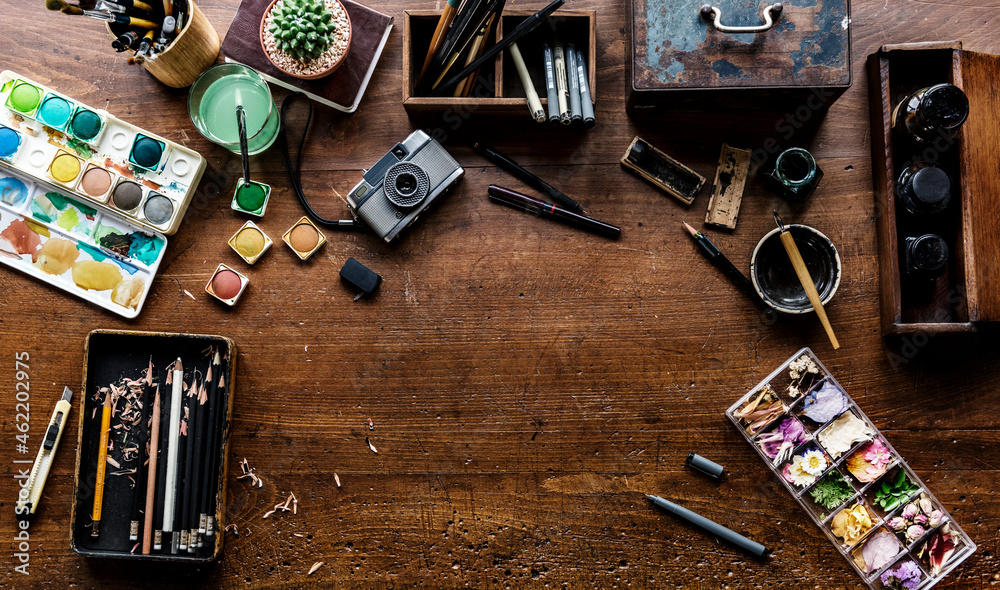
[779,231,841,349]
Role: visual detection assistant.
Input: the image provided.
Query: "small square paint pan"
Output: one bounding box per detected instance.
[67,107,106,145]
[228,220,272,264]
[76,164,116,202]
[5,80,43,117]
[48,150,85,187]
[205,263,248,306]
[110,178,145,211]
[36,93,76,131]
[231,178,271,217]
[0,125,22,162]
[129,133,167,172]
[282,216,326,260]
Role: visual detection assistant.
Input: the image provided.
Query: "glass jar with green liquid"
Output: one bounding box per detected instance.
[188,64,280,155]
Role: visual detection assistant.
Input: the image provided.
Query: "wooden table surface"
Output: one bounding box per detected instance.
[2,0,999,588]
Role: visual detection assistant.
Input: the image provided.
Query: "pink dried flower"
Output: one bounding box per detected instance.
[918,497,933,515]
[901,503,918,520]
[928,510,944,527]
[906,525,926,543]
[887,516,906,530]
[864,439,892,470]
[913,514,928,525]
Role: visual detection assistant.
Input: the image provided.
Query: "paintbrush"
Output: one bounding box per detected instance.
[773,210,840,349]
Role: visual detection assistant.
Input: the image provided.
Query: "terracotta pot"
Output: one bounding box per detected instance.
[259,0,352,80]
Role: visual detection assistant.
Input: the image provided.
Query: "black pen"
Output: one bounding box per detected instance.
[431,0,564,96]
[683,221,768,310]
[474,142,584,213]
[488,185,620,239]
[647,494,768,557]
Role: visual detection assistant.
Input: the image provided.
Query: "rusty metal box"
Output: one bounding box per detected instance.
[626,0,851,109]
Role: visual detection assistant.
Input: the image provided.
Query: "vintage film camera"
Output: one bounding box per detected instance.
[346,131,464,242]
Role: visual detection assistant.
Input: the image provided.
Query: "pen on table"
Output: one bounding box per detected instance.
[646,494,769,557]
[543,42,560,123]
[16,387,72,519]
[573,45,595,128]
[431,0,565,96]
[682,221,768,310]
[488,184,620,240]
[509,42,545,122]
[91,388,112,537]
[421,0,461,79]
[474,143,584,213]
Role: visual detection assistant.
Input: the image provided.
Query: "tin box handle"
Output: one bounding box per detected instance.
[700,3,783,34]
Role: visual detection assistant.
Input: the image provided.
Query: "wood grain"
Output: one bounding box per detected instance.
[2,0,1000,588]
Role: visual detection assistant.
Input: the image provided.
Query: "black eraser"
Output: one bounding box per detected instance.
[340,258,381,299]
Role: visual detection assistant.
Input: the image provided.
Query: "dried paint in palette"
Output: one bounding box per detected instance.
[205,263,248,305]
[282,216,325,260]
[68,108,105,144]
[0,71,206,236]
[36,93,75,131]
[0,125,22,161]
[5,80,42,116]
[725,348,976,589]
[0,168,167,318]
[231,179,271,216]
[227,220,271,264]
[129,134,167,172]
[49,151,84,186]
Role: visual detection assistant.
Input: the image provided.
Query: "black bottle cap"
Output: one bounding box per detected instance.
[910,166,951,207]
[909,234,949,273]
[340,257,381,301]
[920,84,970,130]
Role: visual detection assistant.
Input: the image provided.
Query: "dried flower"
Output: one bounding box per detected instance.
[913,514,928,525]
[808,470,855,511]
[757,417,807,466]
[846,439,892,483]
[901,503,918,520]
[918,497,933,515]
[880,559,923,590]
[859,530,901,573]
[906,524,926,543]
[817,411,873,458]
[736,386,786,435]
[831,503,874,546]
[802,382,849,424]
[928,510,944,527]
[800,449,827,476]
[918,525,960,575]
[887,516,906,529]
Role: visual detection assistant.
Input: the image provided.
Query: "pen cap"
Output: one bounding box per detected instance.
[162,16,177,36]
[686,452,725,480]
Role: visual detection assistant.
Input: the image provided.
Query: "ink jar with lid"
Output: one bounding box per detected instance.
[892,83,969,144]
[904,234,949,279]
[760,147,824,203]
[896,163,952,218]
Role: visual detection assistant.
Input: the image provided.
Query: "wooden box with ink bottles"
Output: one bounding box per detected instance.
[402,9,596,118]
[69,330,237,562]
[867,41,1000,336]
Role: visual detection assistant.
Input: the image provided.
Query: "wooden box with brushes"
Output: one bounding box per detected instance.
[867,42,1000,336]
[0,70,206,236]
[70,330,237,562]
[402,10,595,116]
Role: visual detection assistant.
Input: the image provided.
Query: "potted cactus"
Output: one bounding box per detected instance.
[260,0,352,80]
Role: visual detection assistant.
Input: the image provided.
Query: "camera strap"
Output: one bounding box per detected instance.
[278,92,357,229]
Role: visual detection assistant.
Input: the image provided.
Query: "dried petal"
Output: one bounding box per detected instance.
[308,562,323,575]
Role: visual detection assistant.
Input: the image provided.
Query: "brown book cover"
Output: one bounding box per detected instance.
[220,0,393,113]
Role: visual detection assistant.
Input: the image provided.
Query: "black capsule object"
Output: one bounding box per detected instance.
[686,452,725,480]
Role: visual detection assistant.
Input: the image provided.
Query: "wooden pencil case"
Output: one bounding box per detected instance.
[70,330,237,562]
[402,10,596,115]
[867,41,1000,336]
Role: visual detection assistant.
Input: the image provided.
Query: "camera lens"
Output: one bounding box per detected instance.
[395,172,418,196]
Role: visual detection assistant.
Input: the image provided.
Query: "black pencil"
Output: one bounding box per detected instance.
[179,374,198,551]
[197,357,215,541]
[188,374,207,551]
[204,353,224,539]
[152,382,170,551]
[129,363,154,542]
[682,221,769,310]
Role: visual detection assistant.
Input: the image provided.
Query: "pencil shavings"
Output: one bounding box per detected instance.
[368,417,374,431]
[107,456,121,469]
[308,562,324,575]
[237,458,264,487]
[366,437,378,454]
[184,289,197,300]
[224,524,239,536]
[264,493,299,519]
[334,473,341,488]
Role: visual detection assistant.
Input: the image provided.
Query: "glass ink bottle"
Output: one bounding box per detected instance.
[904,234,949,280]
[896,163,952,218]
[760,147,824,203]
[892,83,969,144]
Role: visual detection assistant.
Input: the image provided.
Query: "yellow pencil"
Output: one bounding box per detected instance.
[420,0,461,80]
[91,389,112,537]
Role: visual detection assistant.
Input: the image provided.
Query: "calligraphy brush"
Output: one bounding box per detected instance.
[773,210,840,349]
[142,382,161,554]
[129,361,154,542]
[200,350,222,540]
